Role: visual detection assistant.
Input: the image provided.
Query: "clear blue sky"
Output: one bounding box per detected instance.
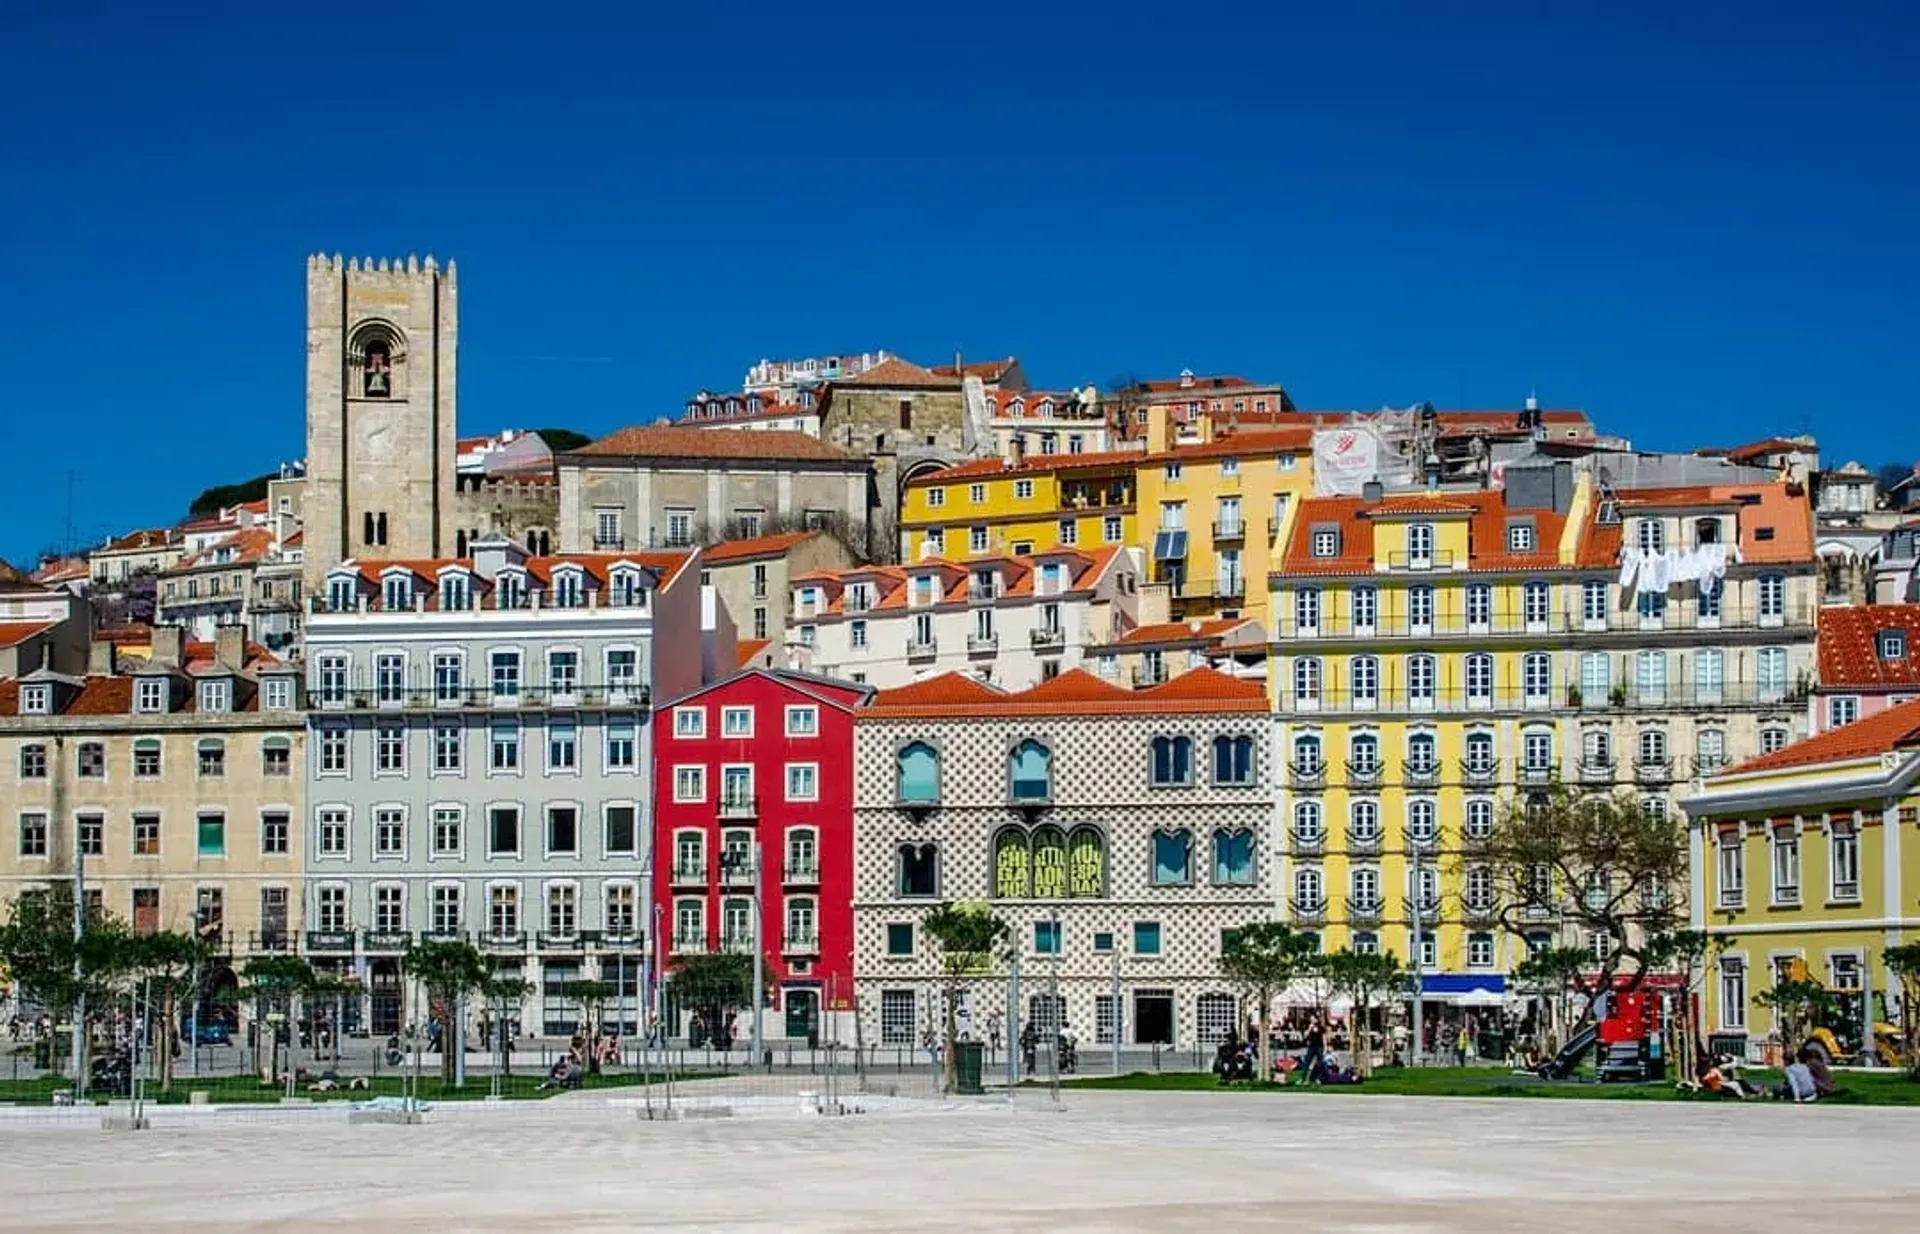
[2,1,1915,564]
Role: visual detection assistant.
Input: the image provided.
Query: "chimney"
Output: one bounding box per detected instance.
[1362,478,1385,503]
[150,625,184,667]
[88,638,118,675]
[215,623,249,671]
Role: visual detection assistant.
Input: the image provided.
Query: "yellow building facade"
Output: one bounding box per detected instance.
[1270,464,1818,982]
[898,452,1138,562]
[1683,700,1920,1052]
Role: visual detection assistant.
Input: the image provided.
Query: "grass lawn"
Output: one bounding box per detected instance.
[1058,1065,1920,1106]
[0,1068,718,1106]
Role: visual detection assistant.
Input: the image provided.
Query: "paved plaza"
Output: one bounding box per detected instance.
[0,1088,1915,1231]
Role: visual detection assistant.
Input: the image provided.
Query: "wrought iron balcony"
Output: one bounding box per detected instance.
[1345,760,1384,790]
[1029,626,1066,650]
[248,931,292,953]
[1459,759,1499,788]
[906,638,938,661]
[1288,761,1327,791]
[422,926,468,943]
[1403,762,1442,790]
[1403,830,1439,856]
[670,861,707,886]
[1211,519,1246,543]
[1347,897,1385,925]
[783,862,820,885]
[1578,758,1616,784]
[1517,763,1560,786]
[1634,757,1675,785]
[1347,830,1383,857]
[967,632,1000,655]
[537,931,584,951]
[1288,828,1324,857]
[718,793,759,820]
[1289,897,1328,926]
[1463,899,1499,925]
[671,931,707,954]
[601,930,646,950]
[783,931,820,955]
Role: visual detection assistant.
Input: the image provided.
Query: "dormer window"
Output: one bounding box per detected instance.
[1507,521,1535,553]
[440,573,470,611]
[19,684,50,715]
[382,575,413,611]
[1881,630,1908,661]
[1636,518,1665,553]
[552,569,584,608]
[327,576,357,612]
[847,583,873,613]
[609,567,644,607]
[496,572,526,609]
[199,678,231,714]
[1311,527,1340,558]
[1695,517,1721,545]
[135,678,167,714]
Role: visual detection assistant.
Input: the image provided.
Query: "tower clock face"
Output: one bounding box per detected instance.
[354,410,397,464]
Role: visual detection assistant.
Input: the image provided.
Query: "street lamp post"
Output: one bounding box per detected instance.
[1410,840,1424,1067]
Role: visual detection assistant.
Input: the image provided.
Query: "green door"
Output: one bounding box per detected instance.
[784,989,819,1043]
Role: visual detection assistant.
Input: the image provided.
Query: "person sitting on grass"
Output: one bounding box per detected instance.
[1803,1049,1838,1098]
[1320,1062,1364,1086]
[1776,1049,1819,1103]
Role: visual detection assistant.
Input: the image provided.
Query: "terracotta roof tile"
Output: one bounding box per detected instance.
[174,528,279,570]
[1719,696,1920,776]
[701,532,817,564]
[843,356,957,387]
[904,450,1142,486]
[1113,617,1257,648]
[1579,481,1812,567]
[735,638,771,667]
[930,357,1020,381]
[64,677,134,716]
[1280,491,1570,575]
[99,528,178,554]
[0,620,56,649]
[1726,437,1813,464]
[861,666,1265,717]
[1816,605,1920,689]
[568,426,860,464]
[1156,427,1313,461]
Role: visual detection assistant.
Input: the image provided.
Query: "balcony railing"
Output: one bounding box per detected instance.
[1463,900,1499,925]
[1347,831,1383,857]
[1345,761,1384,790]
[537,931,584,951]
[671,862,706,886]
[1132,665,1170,687]
[967,632,1000,655]
[1270,601,1814,639]
[783,862,820,884]
[1212,520,1246,542]
[601,930,646,950]
[312,684,652,712]
[1403,762,1442,790]
[1030,626,1066,650]
[361,929,412,952]
[718,794,759,820]
[719,933,753,955]
[783,932,820,954]
[305,929,354,952]
[1289,897,1328,925]
[1347,897,1385,924]
[1386,550,1456,572]
[1408,901,1441,926]
[1634,757,1675,784]
[1403,830,1439,856]
[422,926,468,943]
[1289,829,1324,857]
[1517,763,1561,786]
[906,638,938,661]
[1459,760,1498,787]
[248,931,292,953]
[1288,762,1326,791]
[1578,758,1616,784]
[672,932,706,953]
[719,860,754,888]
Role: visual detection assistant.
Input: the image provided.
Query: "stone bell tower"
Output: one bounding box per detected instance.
[303,253,458,591]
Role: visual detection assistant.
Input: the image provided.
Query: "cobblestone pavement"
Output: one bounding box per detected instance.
[0,1090,1915,1231]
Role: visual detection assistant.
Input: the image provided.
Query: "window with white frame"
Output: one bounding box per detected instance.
[605,717,637,770]
[786,763,818,801]
[1350,585,1376,631]
[488,806,521,857]
[674,766,706,802]
[1582,579,1608,626]
[1465,653,1493,704]
[786,705,818,737]
[1294,587,1320,634]
[722,706,753,738]
[489,720,520,771]
[375,722,405,774]
[433,720,462,772]
[315,655,348,706]
[547,650,580,698]
[1758,573,1786,622]
[433,652,463,703]
[199,678,231,713]
[317,807,349,858]
[1757,646,1787,700]
[675,707,706,738]
[375,653,404,704]
[1716,832,1744,907]
[1466,582,1491,629]
[1407,585,1434,632]
[431,805,462,856]
[1293,656,1322,704]
[1522,652,1551,705]
[1523,580,1550,627]
[1830,826,1860,902]
[136,676,167,713]
[1718,956,1747,1030]
[606,649,638,698]
[1828,695,1860,728]
[547,720,578,771]
[374,807,405,858]
[431,884,462,934]
[1406,522,1434,567]
[1349,655,1379,705]
[1760,726,1788,754]
[1771,827,1801,905]
[316,885,349,932]
[490,650,522,700]
[490,884,520,938]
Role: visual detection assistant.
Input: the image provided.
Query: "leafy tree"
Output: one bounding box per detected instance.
[1760,976,1837,1062]
[534,428,593,453]
[564,979,617,1074]
[1513,945,1589,1055]
[187,473,276,519]
[403,940,492,1084]
[238,954,315,1084]
[1475,787,1686,1016]
[1101,374,1153,440]
[1220,922,1317,1083]
[1315,948,1411,1075]
[1884,943,1920,1077]
[669,953,756,1048]
[0,888,131,1084]
[921,902,1009,1092]
[482,974,533,1076]
[121,930,208,1094]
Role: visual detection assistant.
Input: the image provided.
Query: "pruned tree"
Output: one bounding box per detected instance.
[1884,943,1920,1077]
[921,902,1009,1092]
[403,939,492,1084]
[483,974,533,1077]
[1101,373,1153,442]
[121,930,209,1095]
[1220,922,1317,1083]
[1641,929,1725,1081]
[564,979,616,1074]
[1476,787,1687,1017]
[1315,948,1411,1075]
[238,954,315,1084]
[1760,976,1836,1064]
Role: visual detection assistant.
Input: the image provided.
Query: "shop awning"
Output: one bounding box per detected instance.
[1418,974,1506,1004]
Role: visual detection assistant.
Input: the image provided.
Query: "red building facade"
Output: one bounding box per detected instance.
[652,668,870,1043]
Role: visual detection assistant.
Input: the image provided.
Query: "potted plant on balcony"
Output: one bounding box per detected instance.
[1566,685,1583,708]
[1608,683,1628,709]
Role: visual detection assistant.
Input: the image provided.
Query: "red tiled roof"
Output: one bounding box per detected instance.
[843,356,957,388]
[930,357,1020,382]
[99,528,178,554]
[1576,481,1812,568]
[0,620,55,649]
[1155,427,1314,461]
[569,426,860,463]
[332,550,698,604]
[1816,605,1920,689]
[904,450,1142,486]
[1280,492,1568,575]
[736,638,771,667]
[702,532,817,564]
[793,546,1122,615]
[1720,696,1920,777]
[862,666,1265,717]
[1113,617,1258,648]
[1726,437,1813,465]
[1133,375,1260,394]
[174,528,279,571]
[1368,497,1480,517]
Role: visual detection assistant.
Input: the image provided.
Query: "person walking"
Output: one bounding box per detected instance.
[1454,1022,1471,1068]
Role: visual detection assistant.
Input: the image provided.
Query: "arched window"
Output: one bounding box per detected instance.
[196,737,226,778]
[1292,733,1322,773]
[1212,828,1255,885]
[1151,828,1192,885]
[1464,730,1495,774]
[1031,826,1068,898]
[1639,728,1668,765]
[1293,656,1321,704]
[552,570,582,608]
[1407,799,1437,846]
[1349,655,1380,704]
[896,842,938,897]
[1293,800,1323,842]
[897,742,939,804]
[1212,735,1254,785]
[1009,739,1051,802]
[1465,866,1494,911]
[1067,827,1105,898]
[1349,732,1380,773]
[1349,799,1380,842]
[1149,735,1192,786]
[1407,731,1437,774]
[993,828,1031,898]
[1465,798,1495,840]
[1293,866,1323,907]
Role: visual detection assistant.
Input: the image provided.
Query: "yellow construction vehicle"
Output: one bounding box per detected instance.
[1786,959,1903,1067]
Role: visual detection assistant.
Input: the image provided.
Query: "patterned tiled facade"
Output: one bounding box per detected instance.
[852,674,1276,1051]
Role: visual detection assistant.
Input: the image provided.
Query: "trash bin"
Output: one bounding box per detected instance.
[954,1041,985,1095]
